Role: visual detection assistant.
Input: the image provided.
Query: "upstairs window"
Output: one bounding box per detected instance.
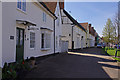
[17,0,26,12]
[43,12,46,22]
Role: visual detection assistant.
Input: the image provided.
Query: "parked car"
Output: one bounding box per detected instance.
[97,43,102,48]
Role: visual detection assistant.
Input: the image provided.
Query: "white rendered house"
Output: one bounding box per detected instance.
[2,1,57,67]
[61,9,87,49]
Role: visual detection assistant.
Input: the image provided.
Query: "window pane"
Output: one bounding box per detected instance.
[22,0,26,11]
[16,29,19,45]
[20,30,23,45]
[19,0,21,9]
[41,33,44,48]
[46,34,51,48]
[30,32,35,48]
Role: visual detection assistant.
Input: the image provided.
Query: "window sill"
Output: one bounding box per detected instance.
[17,8,27,15]
[41,48,50,51]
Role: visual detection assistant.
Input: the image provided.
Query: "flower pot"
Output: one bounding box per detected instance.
[31,60,35,66]
[30,57,37,68]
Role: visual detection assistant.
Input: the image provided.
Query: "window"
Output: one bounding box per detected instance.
[30,32,35,48]
[17,0,26,12]
[41,33,44,48]
[43,12,46,22]
[41,33,51,49]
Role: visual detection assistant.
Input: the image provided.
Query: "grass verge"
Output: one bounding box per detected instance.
[112,57,120,62]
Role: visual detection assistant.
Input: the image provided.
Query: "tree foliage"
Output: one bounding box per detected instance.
[102,18,117,43]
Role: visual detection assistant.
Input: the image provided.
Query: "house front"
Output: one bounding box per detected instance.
[2,1,56,67]
[89,25,95,47]
[61,9,87,50]
[80,22,90,48]
[44,1,66,53]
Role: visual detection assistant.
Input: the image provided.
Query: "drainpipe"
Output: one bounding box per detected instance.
[54,18,57,54]
[54,19,55,54]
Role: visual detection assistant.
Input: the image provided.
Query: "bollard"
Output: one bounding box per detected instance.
[115,50,117,57]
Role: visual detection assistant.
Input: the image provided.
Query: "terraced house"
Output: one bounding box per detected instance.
[44,1,68,53]
[61,9,87,50]
[80,22,90,47]
[89,24,96,47]
[1,0,98,67]
[2,1,58,67]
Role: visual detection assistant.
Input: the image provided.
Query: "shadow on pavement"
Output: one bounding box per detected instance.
[20,48,118,79]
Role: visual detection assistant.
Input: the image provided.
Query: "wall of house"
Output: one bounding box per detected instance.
[73,26,86,49]
[89,34,95,47]
[2,2,16,66]
[61,24,72,49]
[61,9,73,49]
[61,9,87,49]
[86,24,90,47]
[2,2,55,66]
[0,1,2,68]
[54,2,62,53]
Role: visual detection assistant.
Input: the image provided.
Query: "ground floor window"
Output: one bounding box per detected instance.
[30,32,35,48]
[41,33,51,49]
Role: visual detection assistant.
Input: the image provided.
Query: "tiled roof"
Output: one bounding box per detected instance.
[89,26,96,36]
[44,2,57,13]
[39,2,57,18]
[79,22,88,30]
[59,2,64,9]
[63,9,86,32]
[43,2,64,13]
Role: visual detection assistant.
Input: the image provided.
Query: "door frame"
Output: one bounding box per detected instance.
[16,27,24,62]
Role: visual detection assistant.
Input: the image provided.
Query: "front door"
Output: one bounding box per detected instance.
[16,28,24,62]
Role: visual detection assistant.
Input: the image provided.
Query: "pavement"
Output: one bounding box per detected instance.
[22,48,120,79]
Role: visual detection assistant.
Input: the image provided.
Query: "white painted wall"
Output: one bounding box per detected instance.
[61,9,72,49]
[73,26,86,49]
[2,2,55,66]
[2,2,16,66]
[54,2,62,53]
[61,24,72,49]
[0,1,2,68]
[61,9,87,49]
[89,34,95,47]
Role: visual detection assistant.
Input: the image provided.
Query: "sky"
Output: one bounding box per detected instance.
[65,2,118,37]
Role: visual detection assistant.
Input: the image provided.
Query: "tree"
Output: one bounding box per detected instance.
[112,2,120,44]
[102,18,117,45]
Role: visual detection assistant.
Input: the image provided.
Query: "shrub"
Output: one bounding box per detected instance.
[2,60,31,79]
[2,62,17,79]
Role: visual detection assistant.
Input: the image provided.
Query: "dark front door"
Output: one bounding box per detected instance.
[16,28,24,62]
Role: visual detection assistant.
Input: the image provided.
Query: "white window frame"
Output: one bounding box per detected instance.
[30,31,35,49]
[41,30,51,50]
[17,0,26,12]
